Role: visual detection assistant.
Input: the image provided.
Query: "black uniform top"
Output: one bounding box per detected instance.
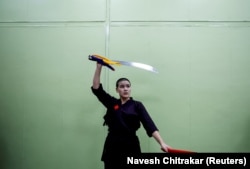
[91,84,158,137]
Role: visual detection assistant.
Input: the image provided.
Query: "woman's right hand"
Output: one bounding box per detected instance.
[96,62,102,68]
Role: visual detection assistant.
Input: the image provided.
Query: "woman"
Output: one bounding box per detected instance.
[91,62,171,169]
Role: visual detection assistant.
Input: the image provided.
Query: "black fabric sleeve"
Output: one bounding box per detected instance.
[91,84,115,108]
[137,101,158,137]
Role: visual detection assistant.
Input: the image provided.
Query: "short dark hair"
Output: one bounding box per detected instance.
[116,78,131,88]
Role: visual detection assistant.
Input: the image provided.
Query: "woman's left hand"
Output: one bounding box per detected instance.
[160,143,171,152]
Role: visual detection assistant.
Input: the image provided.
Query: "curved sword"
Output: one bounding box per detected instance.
[89,54,158,73]
[113,60,158,73]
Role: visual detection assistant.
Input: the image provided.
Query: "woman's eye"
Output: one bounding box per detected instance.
[119,84,130,88]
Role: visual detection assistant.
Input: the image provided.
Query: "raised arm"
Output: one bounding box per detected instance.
[92,63,102,89]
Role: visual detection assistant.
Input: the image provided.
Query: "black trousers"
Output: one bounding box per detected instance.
[102,132,141,169]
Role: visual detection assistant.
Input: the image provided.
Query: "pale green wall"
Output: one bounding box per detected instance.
[0,0,250,169]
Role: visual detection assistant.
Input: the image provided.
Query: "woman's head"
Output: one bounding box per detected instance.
[116,78,130,88]
[116,78,131,99]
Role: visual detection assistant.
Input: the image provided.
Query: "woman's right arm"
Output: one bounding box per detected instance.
[92,63,102,89]
[91,62,115,108]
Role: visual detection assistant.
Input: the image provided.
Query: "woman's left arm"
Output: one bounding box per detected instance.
[152,131,171,152]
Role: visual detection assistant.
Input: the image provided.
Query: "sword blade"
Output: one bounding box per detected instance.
[114,60,158,73]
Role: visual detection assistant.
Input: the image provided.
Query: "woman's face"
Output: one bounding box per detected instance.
[116,80,131,99]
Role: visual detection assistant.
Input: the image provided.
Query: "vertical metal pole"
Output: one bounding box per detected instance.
[104,0,111,92]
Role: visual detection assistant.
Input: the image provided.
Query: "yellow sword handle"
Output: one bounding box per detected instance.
[92,54,121,65]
